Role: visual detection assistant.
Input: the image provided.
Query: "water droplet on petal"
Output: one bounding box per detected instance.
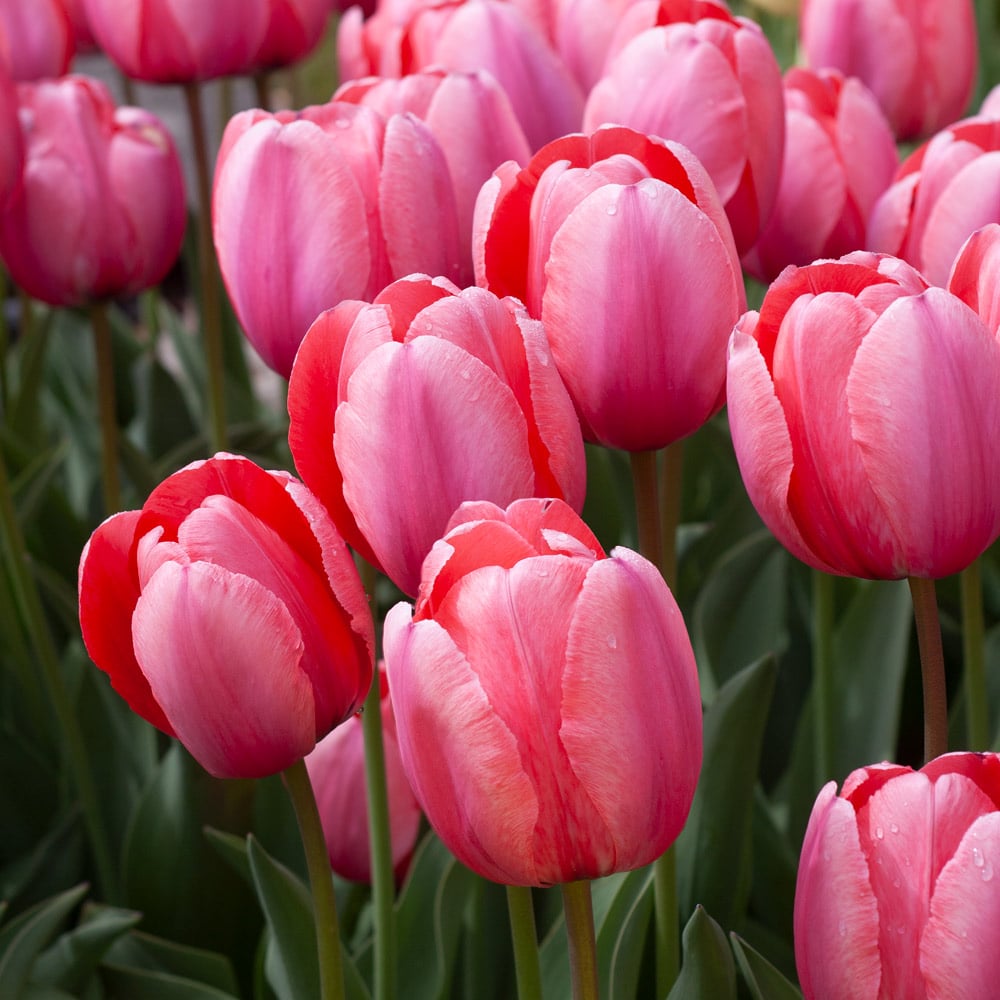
[606,634,617,650]
[974,847,985,868]
[890,823,899,834]
[875,826,884,840]
[606,203,618,216]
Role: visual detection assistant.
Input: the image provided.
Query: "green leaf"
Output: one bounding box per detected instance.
[102,928,238,994]
[0,883,89,998]
[676,656,777,931]
[731,933,803,1000]
[99,964,240,1000]
[665,906,737,1000]
[601,867,654,1000]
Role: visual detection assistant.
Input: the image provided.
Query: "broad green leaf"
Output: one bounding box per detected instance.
[0,883,89,998]
[731,933,803,1000]
[665,906,736,1000]
[677,656,777,931]
[602,866,654,1000]
[103,928,238,994]
[100,964,240,1000]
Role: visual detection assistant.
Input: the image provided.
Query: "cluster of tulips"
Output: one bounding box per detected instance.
[4,0,1000,997]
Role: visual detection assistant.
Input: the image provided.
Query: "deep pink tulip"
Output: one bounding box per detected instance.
[727,252,1000,580]
[0,0,73,80]
[868,117,1000,288]
[334,69,532,260]
[337,0,584,151]
[583,0,785,255]
[0,70,20,210]
[744,68,898,284]
[287,274,587,597]
[213,101,464,378]
[254,0,332,71]
[383,497,703,887]
[474,125,745,452]
[78,454,375,780]
[82,0,270,83]
[795,753,1000,1000]
[56,0,97,54]
[0,76,185,307]
[948,224,1000,337]
[800,0,977,142]
[306,668,422,884]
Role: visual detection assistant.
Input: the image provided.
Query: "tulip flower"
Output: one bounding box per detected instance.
[474,125,745,452]
[337,0,584,151]
[57,0,98,54]
[383,497,703,887]
[0,0,73,80]
[799,0,977,142]
[287,274,587,596]
[868,116,1000,288]
[82,0,270,83]
[795,753,1000,999]
[213,101,465,378]
[583,0,785,254]
[726,252,1000,581]
[78,453,375,780]
[254,0,332,71]
[0,71,20,211]
[744,67,897,284]
[306,668,422,884]
[948,224,1000,336]
[0,75,185,307]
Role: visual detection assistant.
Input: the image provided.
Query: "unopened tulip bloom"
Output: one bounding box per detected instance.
[475,125,745,451]
[254,0,332,71]
[795,753,1000,999]
[0,0,73,80]
[800,0,977,141]
[383,497,702,887]
[78,453,375,780]
[744,67,897,284]
[868,117,1000,288]
[727,252,1000,580]
[306,668,422,883]
[82,0,269,82]
[0,76,185,307]
[213,101,465,378]
[583,0,785,254]
[287,274,587,596]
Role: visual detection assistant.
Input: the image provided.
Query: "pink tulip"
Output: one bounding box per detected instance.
[948,224,1000,337]
[306,668,422,884]
[868,117,1000,288]
[383,497,703,887]
[0,0,73,81]
[795,753,1000,999]
[0,76,186,307]
[583,0,785,255]
[287,274,587,597]
[726,252,1000,580]
[800,0,977,142]
[551,0,644,93]
[474,125,745,452]
[213,101,464,378]
[254,0,332,71]
[334,69,532,259]
[337,0,584,151]
[0,70,21,210]
[82,0,270,83]
[78,453,375,780]
[744,67,898,284]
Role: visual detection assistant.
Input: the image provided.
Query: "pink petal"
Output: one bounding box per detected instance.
[948,223,1000,334]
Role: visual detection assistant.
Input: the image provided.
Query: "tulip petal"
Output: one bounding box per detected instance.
[132,561,316,779]
[948,223,1000,334]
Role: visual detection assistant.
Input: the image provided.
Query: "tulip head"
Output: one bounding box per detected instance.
[384,497,703,887]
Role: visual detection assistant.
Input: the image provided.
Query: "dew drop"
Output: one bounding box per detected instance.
[335,117,351,129]
[982,864,994,882]
[973,847,985,868]
[459,368,472,381]
[606,634,618,650]
[890,823,899,834]
[606,203,618,216]
[875,826,884,840]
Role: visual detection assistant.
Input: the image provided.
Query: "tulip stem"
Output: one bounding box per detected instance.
[253,72,271,111]
[908,576,949,763]
[91,301,121,514]
[961,559,990,749]
[813,570,835,783]
[561,880,600,1000]
[630,450,662,575]
[506,886,543,1000]
[360,559,397,1000]
[282,758,346,1000]
[659,440,684,591]
[182,81,227,453]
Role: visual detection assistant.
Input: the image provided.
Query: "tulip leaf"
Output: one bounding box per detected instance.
[665,905,737,1000]
[0,883,88,998]
[730,933,803,1000]
[602,866,654,1000]
[676,655,777,931]
[99,964,241,999]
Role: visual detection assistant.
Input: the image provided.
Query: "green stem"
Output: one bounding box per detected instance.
[254,71,271,110]
[91,301,121,513]
[561,881,599,1000]
[908,576,949,763]
[360,557,396,1000]
[630,450,662,573]
[658,440,684,591]
[282,758,346,1000]
[182,81,227,453]
[506,886,543,1000]
[961,559,990,749]
[812,570,835,784]
[0,447,120,900]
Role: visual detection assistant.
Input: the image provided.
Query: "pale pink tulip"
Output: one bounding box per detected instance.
[287,275,587,596]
